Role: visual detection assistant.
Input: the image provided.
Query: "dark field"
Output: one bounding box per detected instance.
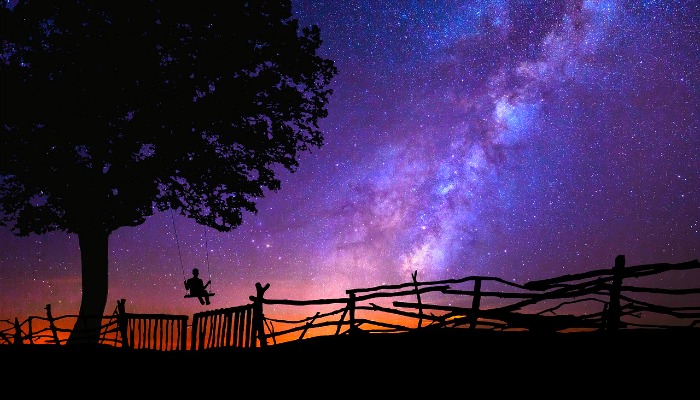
[2,328,697,391]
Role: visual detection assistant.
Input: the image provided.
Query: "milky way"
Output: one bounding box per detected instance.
[1,0,698,318]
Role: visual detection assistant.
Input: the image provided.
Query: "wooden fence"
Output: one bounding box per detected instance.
[254,255,700,345]
[0,300,256,351]
[2,255,699,350]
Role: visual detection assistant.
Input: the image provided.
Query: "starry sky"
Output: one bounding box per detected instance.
[1,0,699,320]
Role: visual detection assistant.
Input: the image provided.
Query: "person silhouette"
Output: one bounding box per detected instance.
[184,268,211,305]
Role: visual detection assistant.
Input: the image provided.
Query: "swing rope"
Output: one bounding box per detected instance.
[170,209,187,282]
[204,226,214,293]
[170,208,215,296]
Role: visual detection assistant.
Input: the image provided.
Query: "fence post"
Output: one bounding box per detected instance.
[180,316,188,351]
[606,255,625,334]
[348,292,357,335]
[252,282,270,348]
[116,299,129,348]
[28,317,34,345]
[412,271,423,329]
[13,317,23,345]
[469,279,482,330]
[190,315,199,351]
[45,304,60,345]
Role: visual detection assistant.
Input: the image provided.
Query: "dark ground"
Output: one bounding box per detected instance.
[2,329,697,394]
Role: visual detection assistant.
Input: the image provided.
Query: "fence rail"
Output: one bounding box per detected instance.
[2,255,699,350]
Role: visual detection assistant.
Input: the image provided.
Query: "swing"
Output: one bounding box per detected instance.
[184,292,216,299]
[170,209,216,299]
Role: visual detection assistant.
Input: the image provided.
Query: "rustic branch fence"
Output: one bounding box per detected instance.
[2,255,699,351]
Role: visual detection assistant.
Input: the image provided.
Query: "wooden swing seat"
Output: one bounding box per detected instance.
[184,292,215,298]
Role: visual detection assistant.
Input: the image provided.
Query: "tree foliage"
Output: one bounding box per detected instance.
[0,0,337,235]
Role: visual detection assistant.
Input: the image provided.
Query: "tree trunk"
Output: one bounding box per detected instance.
[67,228,109,346]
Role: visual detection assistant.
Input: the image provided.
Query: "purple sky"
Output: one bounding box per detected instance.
[1,0,698,320]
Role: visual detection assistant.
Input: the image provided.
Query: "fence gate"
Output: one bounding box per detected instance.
[191,304,256,351]
[121,314,188,351]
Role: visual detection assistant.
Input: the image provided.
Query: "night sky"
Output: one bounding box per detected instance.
[1,0,698,320]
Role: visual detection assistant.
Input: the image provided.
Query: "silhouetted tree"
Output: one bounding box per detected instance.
[0,1,337,345]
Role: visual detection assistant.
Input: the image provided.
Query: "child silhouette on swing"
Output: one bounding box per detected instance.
[185,268,211,305]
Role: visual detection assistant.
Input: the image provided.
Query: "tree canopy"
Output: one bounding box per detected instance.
[0,0,337,344]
